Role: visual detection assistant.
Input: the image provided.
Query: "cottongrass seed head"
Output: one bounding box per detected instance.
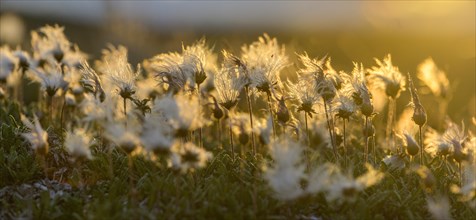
[264,137,306,201]
[65,127,93,160]
[21,114,48,155]
[368,54,406,99]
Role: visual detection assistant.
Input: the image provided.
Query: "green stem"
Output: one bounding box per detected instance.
[123,97,127,127]
[419,125,424,165]
[343,118,347,168]
[364,116,369,163]
[324,99,336,160]
[245,87,256,155]
[229,119,234,160]
[267,93,276,140]
[305,112,310,147]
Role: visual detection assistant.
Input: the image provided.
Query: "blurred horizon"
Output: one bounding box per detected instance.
[1,0,475,120]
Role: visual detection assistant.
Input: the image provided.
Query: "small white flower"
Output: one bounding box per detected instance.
[334,92,356,120]
[97,45,139,99]
[135,75,162,100]
[147,39,216,92]
[255,116,273,145]
[286,75,319,116]
[427,196,453,220]
[31,24,71,63]
[65,127,93,159]
[170,141,212,173]
[141,115,173,154]
[424,127,452,157]
[214,66,246,110]
[368,54,406,99]
[79,93,115,122]
[153,92,207,137]
[417,58,450,99]
[79,60,105,102]
[21,114,48,154]
[0,46,18,83]
[346,62,373,117]
[264,137,305,201]
[105,121,141,154]
[242,34,288,95]
[29,64,64,97]
[326,164,384,204]
[306,163,335,194]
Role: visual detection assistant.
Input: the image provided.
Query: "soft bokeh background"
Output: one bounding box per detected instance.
[1,0,475,123]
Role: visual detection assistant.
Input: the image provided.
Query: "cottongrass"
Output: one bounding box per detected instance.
[2,24,475,219]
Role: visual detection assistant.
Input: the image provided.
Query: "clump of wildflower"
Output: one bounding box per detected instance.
[263,137,305,201]
[306,163,335,194]
[170,142,212,173]
[242,34,288,96]
[140,115,173,155]
[105,121,142,154]
[326,164,384,204]
[450,146,476,207]
[230,112,252,145]
[153,92,207,137]
[147,39,216,93]
[64,127,93,160]
[417,58,450,99]
[335,92,356,120]
[97,45,139,100]
[29,64,65,97]
[80,60,105,102]
[427,196,453,220]
[214,66,246,110]
[13,47,31,72]
[348,63,373,117]
[297,53,338,153]
[182,38,217,89]
[443,120,468,163]
[0,46,18,84]
[31,24,71,63]
[135,75,162,100]
[308,120,332,149]
[255,116,273,145]
[286,76,319,118]
[414,166,437,192]
[21,114,48,155]
[79,93,116,122]
[368,54,406,99]
[424,127,452,157]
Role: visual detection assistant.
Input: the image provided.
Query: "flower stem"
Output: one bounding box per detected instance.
[217,118,221,147]
[267,93,276,140]
[229,119,234,160]
[305,112,310,147]
[343,118,347,168]
[364,116,369,163]
[245,87,256,155]
[386,98,395,153]
[48,95,53,127]
[324,99,336,160]
[123,97,127,127]
[197,86,203,148]
[60,94,66,132]
[419,125,424,165]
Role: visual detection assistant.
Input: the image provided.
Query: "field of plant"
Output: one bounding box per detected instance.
[0,24,475,219]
